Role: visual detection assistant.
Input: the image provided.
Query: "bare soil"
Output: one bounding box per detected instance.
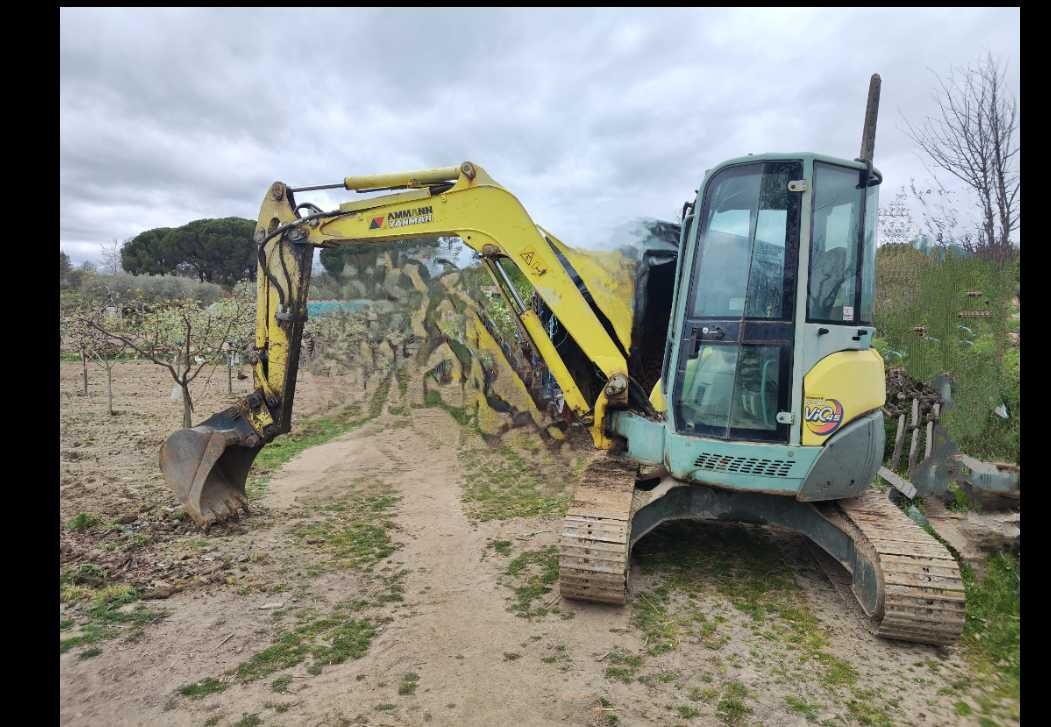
[60,361,1014,727]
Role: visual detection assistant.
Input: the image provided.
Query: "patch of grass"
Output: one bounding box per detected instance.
[270,675,291,693]
[846,689,894,727]
[293,492,400,570]
[488,539,513,556]
[234,616,377,683]
[629,521,860,690]
[631,587,679,654]
[961,553,1020,705]
[814,651,858,688]
[785,695,821,721]
[502,545,559,619]
[374,703,396,712]
[716,681,751,726]
[233,714,262,727]
[78,647,102,660]
[178,677,228,699]
[66,512,100,532]
[603,648,643,683]
[61,584,93,604]
[60,586,167,655]
[458,445,571,521]
[689,687,719,703]
[503,652,521,661]
[398,672,419,695]
[204,717,222,727]
[955,701,974,717]
[676,704,701,719]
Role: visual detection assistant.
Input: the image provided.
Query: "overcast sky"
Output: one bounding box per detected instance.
[60,7,1020,266]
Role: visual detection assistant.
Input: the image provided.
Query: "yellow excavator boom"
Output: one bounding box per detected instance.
[160,162,640,526]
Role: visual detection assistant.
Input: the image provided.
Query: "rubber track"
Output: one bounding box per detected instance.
[558,455,637,604]
[838,489,966,645]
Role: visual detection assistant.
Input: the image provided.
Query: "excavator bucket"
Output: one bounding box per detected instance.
[159,407,264,527]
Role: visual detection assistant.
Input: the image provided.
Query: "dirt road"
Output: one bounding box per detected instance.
[60,362,1016,726]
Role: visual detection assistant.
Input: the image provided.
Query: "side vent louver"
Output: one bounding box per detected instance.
[693,453,793,478]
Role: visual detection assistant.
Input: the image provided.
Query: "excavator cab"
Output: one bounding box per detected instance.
[640,152,887,500]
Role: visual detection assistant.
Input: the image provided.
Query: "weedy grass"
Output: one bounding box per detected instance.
[960,553,1020,717]
[630,521,854,690]
[676,704,701,719]
[458,445,571,521]
[715,681,751,726]
[846,688,896,727]
[501,545,560,619]
[487,539,513,556]
[603,647,644,683]
[232,616,377,683]
[66,512,100,532]
[292,489,401,571]
[398,672,420,695]
[785,695,821,722]
[178,677,227,700]
[60,584,167,655]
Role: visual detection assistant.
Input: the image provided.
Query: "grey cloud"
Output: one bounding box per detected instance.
[61,7,1018,264]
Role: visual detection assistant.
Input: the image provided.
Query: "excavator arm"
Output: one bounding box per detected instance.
[160,162,638,526]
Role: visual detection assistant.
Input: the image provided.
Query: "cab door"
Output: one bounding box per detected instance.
[672,160,802,443]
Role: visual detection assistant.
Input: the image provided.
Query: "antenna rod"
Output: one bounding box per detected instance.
[859,73,882,164]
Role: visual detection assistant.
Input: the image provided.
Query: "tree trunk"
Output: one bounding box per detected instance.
[81,349,88,395]
[106,364,114,416]
[181,384,193,428]
[227,358,233,395]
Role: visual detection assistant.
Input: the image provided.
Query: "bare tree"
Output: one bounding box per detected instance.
[99,238,125,276]
[71,304,131,415]
[84,282,254,427]
[904,53,1019,264]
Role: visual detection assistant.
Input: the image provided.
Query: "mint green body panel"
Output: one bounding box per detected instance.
[612,411,822,495]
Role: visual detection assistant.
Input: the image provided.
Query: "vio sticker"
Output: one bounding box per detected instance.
[804,397,844,436]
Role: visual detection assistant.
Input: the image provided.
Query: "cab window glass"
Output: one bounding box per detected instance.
[809,163,863,322]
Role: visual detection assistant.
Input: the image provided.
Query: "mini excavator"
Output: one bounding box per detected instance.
[161,75,966,645]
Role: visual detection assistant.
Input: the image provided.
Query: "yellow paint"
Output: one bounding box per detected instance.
[543,230,636,353]
[649,379,665,413]
[801,349,885,445]
[249,164,636,446]
[591,391,613,449]
[518,311,591,416]
[310,163,630,417]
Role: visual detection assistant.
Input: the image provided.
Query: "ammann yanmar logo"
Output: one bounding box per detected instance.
[804,397,844,436]
[368,205,433,230]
